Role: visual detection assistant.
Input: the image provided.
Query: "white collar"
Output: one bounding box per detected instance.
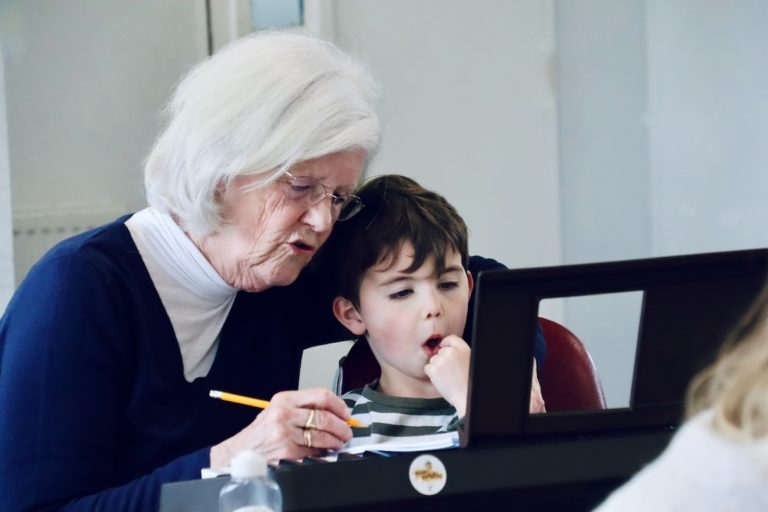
[127,207,235,301]
[126,207,238,381]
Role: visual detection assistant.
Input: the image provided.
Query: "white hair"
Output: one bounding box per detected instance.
[143,32,381,235]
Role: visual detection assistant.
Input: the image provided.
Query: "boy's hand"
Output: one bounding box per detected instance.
[530,359,546,413]
[424,335,470,417]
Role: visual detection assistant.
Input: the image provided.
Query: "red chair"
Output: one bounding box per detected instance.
[537,317,606,411]
[334,317,606,412]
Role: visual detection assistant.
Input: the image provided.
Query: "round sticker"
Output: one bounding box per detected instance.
[408,454,447,495]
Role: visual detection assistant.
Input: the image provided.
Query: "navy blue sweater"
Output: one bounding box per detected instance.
[0,217,524,511]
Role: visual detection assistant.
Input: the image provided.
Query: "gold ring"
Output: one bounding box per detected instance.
[303,428,312,448]
[304,409,317,431]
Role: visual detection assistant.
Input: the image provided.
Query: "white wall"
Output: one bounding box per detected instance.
[0,47,13,312]
[555,0,768,264]
[556,0,651,265]
[646,0,768,256]
[1,0,209,284]
[333,0,563,271]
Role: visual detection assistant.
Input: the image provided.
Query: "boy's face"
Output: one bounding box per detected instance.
[334,241,473,397]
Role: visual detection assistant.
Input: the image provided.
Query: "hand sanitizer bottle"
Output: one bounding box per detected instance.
[219,450,283,512]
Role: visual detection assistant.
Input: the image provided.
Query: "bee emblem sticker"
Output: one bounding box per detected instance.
[409,454,447,495]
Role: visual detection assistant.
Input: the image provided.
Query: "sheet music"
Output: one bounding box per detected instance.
[201,432,459,476]
[339,431,459,456]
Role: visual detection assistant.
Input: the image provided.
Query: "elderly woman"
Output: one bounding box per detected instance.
[0,33,512,511]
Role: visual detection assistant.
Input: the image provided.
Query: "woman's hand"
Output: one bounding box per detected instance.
[424,335,471,417]
[210,388,353,466]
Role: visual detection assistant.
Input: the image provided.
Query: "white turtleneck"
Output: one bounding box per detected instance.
[126,207,237,381]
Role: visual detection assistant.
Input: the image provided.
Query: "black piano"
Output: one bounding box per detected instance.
[161,248,768,511]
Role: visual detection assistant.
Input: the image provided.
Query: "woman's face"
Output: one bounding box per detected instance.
[195,148,367,292]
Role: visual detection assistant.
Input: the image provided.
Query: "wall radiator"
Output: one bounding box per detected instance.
[12,204,127,284]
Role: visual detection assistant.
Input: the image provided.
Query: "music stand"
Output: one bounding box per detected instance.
[462,247,768,446]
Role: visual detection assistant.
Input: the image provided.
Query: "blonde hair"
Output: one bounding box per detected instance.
[143,32,380,236]
[687,285,768,440]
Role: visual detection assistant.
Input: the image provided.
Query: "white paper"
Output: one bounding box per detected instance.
[339,431,459,455]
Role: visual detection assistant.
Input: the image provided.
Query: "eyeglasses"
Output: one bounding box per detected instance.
[281,171,364,222]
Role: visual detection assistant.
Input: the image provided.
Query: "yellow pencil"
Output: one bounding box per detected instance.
[209,390,366,428]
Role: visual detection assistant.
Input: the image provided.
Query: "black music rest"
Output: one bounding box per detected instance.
[464,247,768,444]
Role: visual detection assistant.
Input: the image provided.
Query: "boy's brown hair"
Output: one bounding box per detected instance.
[320,174,469,308]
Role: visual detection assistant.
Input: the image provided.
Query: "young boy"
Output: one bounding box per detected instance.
[321,175,545,450]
